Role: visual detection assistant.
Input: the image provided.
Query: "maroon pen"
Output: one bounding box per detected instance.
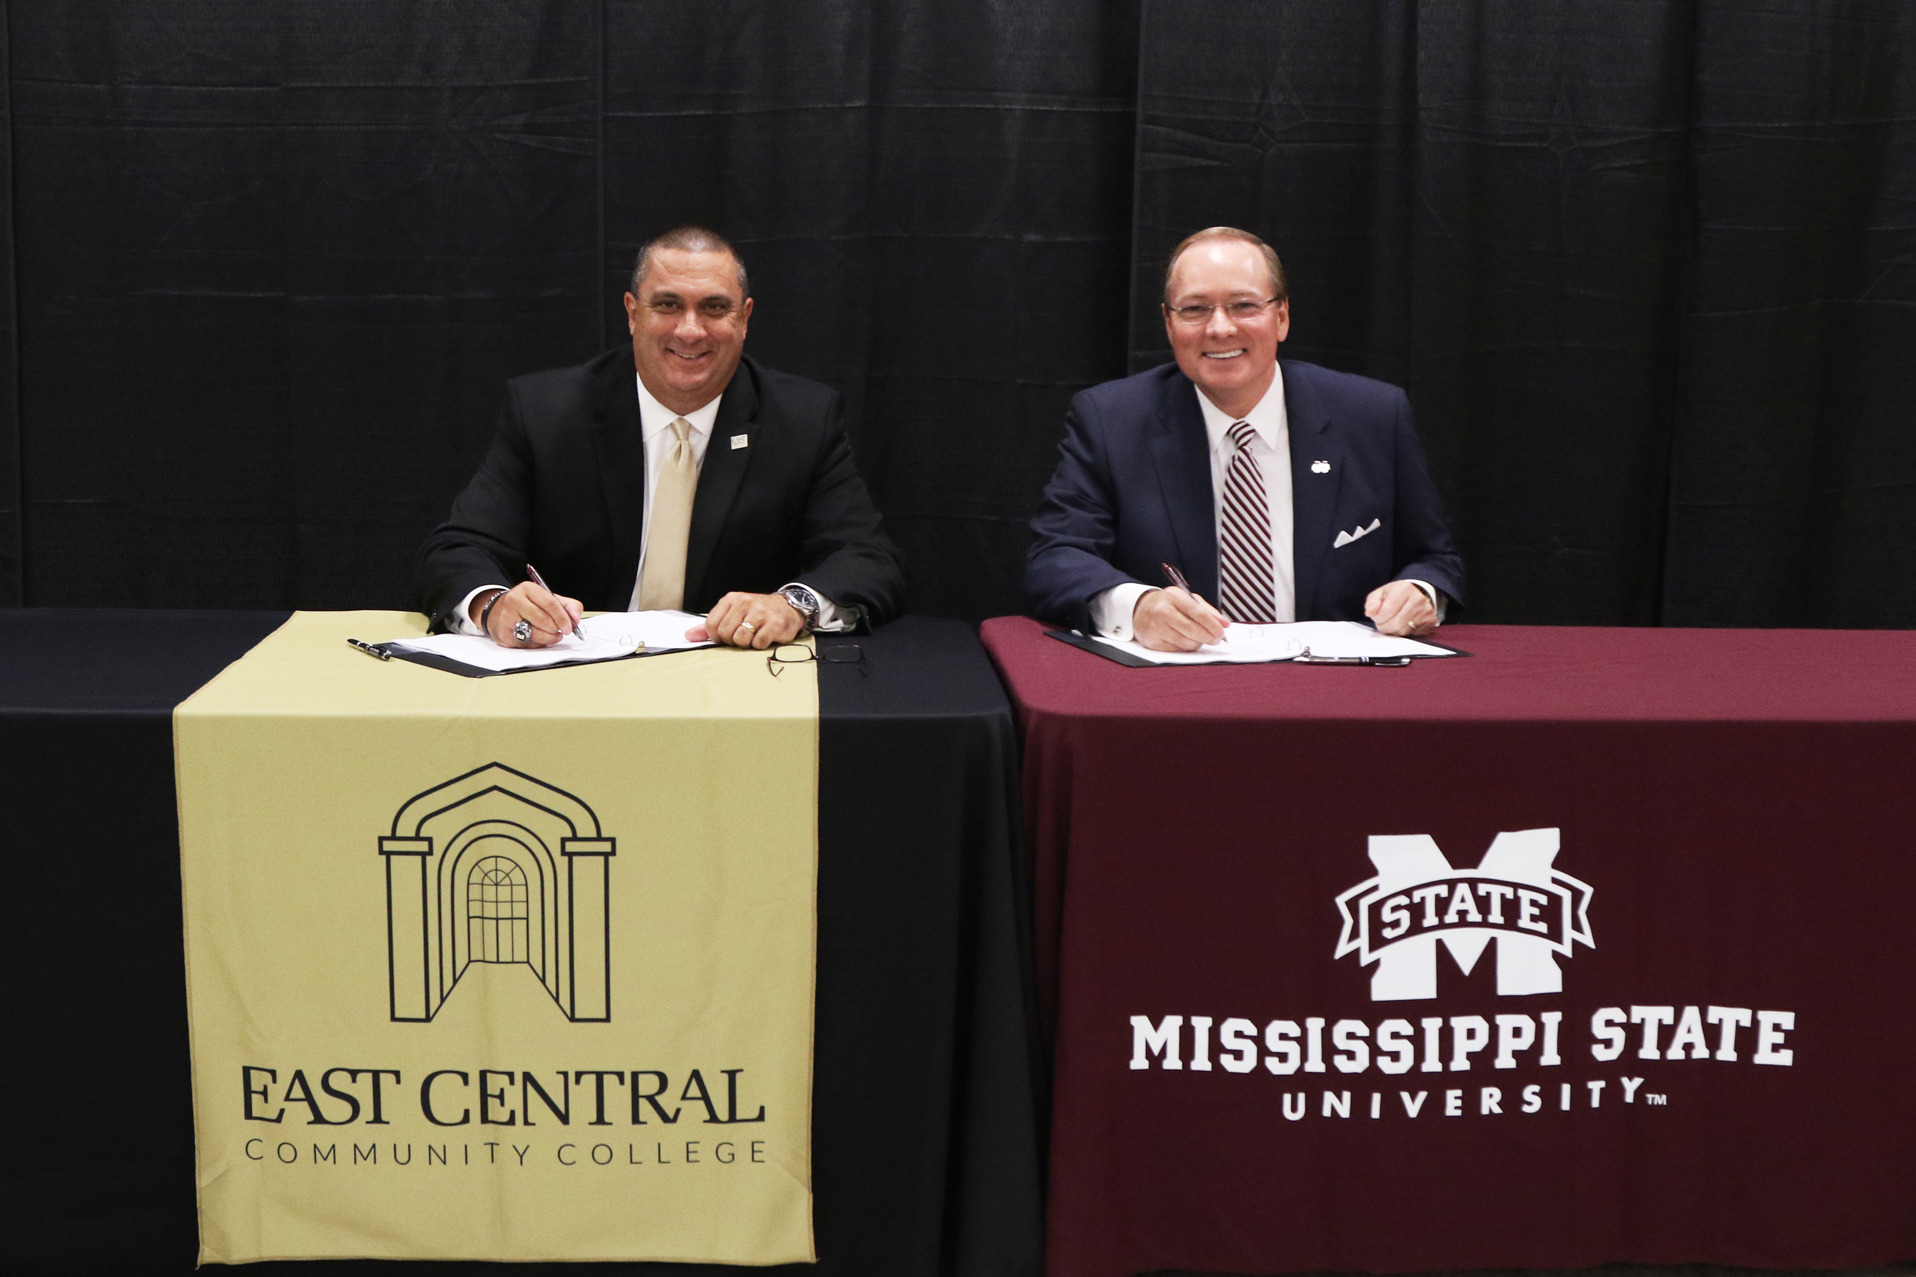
[1161,562,1204,603]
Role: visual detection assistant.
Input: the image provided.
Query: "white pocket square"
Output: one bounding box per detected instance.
[1333,518,1381,548]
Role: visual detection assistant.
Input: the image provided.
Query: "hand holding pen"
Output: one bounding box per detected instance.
[1127,562,1229,653]
[524,564,586,641]
[473,567,585,648]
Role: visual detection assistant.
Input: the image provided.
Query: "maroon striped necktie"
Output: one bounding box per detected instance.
[1218,420,1277,623]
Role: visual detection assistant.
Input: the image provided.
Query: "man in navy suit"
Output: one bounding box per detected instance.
[1026,227,1463,652]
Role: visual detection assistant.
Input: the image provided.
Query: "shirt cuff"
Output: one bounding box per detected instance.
[1090,582,1156,641]
[1403,579,1447,624]
[453,585,509,636]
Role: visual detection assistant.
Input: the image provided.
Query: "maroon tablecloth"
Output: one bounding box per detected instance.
[981,617,1916,1277]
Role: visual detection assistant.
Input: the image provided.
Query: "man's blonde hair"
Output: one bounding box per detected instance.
[1163,227,1287,303]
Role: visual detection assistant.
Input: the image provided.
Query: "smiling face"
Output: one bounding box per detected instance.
[1163,236,1290,419]
[624,247,753,414]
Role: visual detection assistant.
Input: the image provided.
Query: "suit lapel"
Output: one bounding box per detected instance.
[587,357,647,610]
[1150,376,1219,600]
[684,361,760,607]
[1284,360,1339,620]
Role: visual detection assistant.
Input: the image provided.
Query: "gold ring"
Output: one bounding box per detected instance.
[739,621,756,633]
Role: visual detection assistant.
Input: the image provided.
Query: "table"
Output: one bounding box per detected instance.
[982,616,1916,1277]
[4,611,1041,1276]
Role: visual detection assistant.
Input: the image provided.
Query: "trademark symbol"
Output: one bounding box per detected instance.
[1646,1094,1668,1106]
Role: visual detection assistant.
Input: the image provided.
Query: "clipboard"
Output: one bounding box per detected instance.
[345,637,660,679]
[1043,629,1471,668]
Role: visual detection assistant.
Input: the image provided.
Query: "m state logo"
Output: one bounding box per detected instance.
[1334,828,1593,1001]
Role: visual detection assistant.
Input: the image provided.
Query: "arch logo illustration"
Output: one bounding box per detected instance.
[1334,827,1593,1001]
[378,762,616,1023]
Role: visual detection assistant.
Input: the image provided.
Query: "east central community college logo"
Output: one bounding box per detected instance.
[378,763,616,1024]
[1334,828,1593,1001]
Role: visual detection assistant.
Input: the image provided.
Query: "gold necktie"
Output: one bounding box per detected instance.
[635,417,696,611]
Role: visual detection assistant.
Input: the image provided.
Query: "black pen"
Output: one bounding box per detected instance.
[524,562,586,641]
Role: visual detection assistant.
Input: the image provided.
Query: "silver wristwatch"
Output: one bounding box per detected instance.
[779,584,822,632]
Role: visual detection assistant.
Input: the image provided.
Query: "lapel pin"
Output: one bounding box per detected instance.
[1311,459,1331,474]
[731,434,749,450]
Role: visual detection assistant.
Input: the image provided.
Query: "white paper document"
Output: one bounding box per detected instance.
[1091,620,1455,666]
[578,609,716,654]
[389,610,713,674]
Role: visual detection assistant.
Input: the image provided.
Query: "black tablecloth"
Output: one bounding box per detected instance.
[2,612,1042,1276]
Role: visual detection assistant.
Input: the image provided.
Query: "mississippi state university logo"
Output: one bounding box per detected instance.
[378,763,616,1024]
[1334,828,1593,1001]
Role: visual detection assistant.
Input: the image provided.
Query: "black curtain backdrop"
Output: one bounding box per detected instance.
[1,1,1910,625]
[9,1,603,609]
[1,0,19,605]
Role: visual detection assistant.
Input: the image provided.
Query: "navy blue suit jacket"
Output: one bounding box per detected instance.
[1026,360,1464,632]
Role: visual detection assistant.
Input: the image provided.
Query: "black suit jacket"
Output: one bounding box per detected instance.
[1025,360,1464,632]
[417,349,905,631]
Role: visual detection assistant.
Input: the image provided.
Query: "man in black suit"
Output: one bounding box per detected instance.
[418,226,903,649]
[1025,227,1462,651]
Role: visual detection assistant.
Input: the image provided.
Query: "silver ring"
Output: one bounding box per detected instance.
[513,619,532,642]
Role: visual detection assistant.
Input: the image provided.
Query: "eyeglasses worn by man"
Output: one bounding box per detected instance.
[416,225,904,650]
[1025,226,1463,652]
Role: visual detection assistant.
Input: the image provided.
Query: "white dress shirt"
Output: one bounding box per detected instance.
[1090,368,1439,639]
[453,374,848,634]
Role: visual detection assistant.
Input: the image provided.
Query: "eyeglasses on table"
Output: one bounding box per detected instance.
[767,641,867,677]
